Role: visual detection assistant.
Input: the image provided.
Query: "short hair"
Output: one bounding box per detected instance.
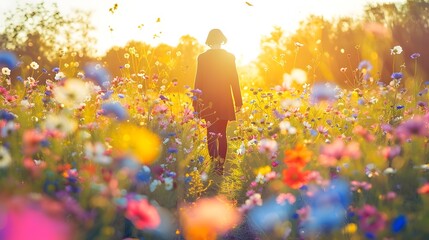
[205,29,227,46]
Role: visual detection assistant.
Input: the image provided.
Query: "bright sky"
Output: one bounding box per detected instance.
[1,0,403,64]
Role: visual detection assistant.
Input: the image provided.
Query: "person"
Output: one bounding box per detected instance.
[193,29,242,175]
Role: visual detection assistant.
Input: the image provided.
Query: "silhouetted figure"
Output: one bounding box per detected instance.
[193,29,243,175]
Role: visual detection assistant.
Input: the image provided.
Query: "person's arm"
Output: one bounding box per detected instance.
[230,55,242,112]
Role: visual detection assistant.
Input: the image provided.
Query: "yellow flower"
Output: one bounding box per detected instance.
[344,223,357,234]
[254,166,271,175]
[110,124,161,165]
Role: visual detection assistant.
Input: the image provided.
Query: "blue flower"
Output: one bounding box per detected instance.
[101,102,128,121]
[0,110,15,121]
[118,93,125,98]
[358,60,373,71]
[310,83,339,104]
[136,166,151,183]
[52,67,60,73]
[0,51,19,69]
[16,76,23,82]
[391,72,403,80]
[102,90,114,100]
[302,179,351,235]
[84,63,111,89]
[248,197,294,233]
[396,105,404,110]
[167,147,178,154]
[391,215,407,233]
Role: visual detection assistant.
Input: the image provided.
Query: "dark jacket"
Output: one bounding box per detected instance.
[193,49,242,122]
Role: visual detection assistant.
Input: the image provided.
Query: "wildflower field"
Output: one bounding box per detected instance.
[2,1,429,239]
[1,42,429,240]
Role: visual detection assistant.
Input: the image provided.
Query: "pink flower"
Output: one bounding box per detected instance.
[23,129,45,156]
[357,204,387,234]
[350,181,372,191]
[276,193,296,205]
[381,146,401,161]
[318,139,361,166]
[125,198,161,230]
[0,196,73,240]
[353,125,375,142]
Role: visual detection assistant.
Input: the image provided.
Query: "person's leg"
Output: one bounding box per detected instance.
[215,120,228,175]
[207,121,219,159]
[217,120,228,159]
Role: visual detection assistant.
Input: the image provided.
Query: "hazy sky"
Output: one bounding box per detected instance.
[0,0,403,63]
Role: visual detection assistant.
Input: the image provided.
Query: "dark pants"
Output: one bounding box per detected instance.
[207,120,228,159]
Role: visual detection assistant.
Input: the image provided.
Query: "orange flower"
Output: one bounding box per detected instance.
[283,166,309,189]
[283,144,312,169]
[180,196,241,240]
[418,183,429,194]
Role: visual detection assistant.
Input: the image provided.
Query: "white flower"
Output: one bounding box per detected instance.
[282,68,307,89]
[124,64,130,69]
[53,78,91,108]
[30,61,39,70]
[164,177,173,190]
[279,120,297,135]
[390,45,403,55]
[44,114,77,136]
[150,180,161,192]
[85,142,112,165]
[237,142,246,155]
[295,42,304,47]
[0,146,12,168]
[55,72,66,81]
[2,67,11,76]
[20,99,34,109]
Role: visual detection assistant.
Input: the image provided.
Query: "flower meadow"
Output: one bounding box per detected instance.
[1,45,429,240]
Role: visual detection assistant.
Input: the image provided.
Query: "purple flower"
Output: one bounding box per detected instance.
[101,102,128,121]
[52,67,60,73]
[0,51,19,69]
[191,89,203,95]
[391,72,403,80]
[410,53,421,59]
[357,205,386,234]
[395,117,429,141]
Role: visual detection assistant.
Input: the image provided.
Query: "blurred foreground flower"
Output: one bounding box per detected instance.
[84,63,110,89]
[53,78,91,108]
[101,102,129,121]
[0,51,19,69]
[110,124,161,165]
[301,179,351,236]
[180,196,241,240]
[0,195,73,240]
[248,196,294,234]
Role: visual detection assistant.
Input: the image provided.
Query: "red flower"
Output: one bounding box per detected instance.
[282,166,309,189]
[125,199,161,230]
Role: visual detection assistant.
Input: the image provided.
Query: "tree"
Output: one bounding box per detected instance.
[0,2,96,69]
